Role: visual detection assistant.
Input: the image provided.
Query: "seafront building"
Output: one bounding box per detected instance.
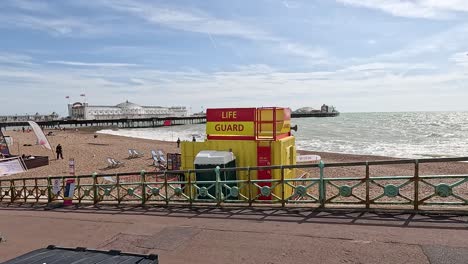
[67,100,188,120]
[0,112,59,123]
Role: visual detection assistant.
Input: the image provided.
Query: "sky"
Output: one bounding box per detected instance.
[0,0,467,116]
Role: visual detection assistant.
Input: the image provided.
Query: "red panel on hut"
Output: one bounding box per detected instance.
[257,145,272,200]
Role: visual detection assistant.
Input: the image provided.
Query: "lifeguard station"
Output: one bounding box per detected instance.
[181,107,297,200]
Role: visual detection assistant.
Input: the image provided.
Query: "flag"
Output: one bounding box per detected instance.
[65,96,70,99]
[80,94,85,97]
[27,121,52,150]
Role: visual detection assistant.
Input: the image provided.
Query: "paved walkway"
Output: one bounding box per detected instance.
[0,205,467,263]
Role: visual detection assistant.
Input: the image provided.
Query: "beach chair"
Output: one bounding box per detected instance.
[132,149,144,157]
[107,158,116,168]
[111,158,124,167]
[103,176,115,182]
[152,155,159,166]
[128,149,136,159]
[157,150,166,163]
[151,150,158,158]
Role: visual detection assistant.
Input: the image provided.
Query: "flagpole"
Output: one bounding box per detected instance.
[65,96,71,113]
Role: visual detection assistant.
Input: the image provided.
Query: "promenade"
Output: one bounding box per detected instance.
[1,205,467,264]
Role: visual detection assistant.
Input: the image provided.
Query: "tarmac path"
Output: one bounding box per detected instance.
[0,205,467,264]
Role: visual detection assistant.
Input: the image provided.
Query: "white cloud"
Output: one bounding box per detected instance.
[47,61,139,67]
[336,0,468,19]
[4,0,53,13]
[422,0,468,12]
[359,23,468,63]
[279,43,329,61]
[0,14,98,36]
[1,55,467,115]
[344,62,434,72]
[450,52,468,67]
[0,52,34,65]
[1,0,327,63]
[282,1,301,9]
[87,0,329,62]
[130,78,146,85]
[93,0,275,41]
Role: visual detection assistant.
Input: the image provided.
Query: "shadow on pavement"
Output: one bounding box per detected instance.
[1,203,467,230]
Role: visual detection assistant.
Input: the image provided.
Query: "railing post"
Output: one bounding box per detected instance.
[47,177,52,203]
[164,171,169,206]
[247,167,252,206]
[22,179,27,203]
[77,177,82,204]
[215,166,221,206]
[10,179,14,203]
[35,178,39,203]
[188,170,192,207]
[116,174,121,205]
[365,162,370,209]
[92,172,98,205]
[140,170,146,205]
[281,166,285,207]
[414,160,419,211]
[319,161,325,208]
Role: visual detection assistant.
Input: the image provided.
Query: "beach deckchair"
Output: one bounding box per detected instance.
[151,150,158,158]
[152,155,159,166]
[107,158,116,168]
[103,176,116,182]
[132,149,144,157]
[111,158,124,167]
[157,150,166,163]
[128,149,136,158]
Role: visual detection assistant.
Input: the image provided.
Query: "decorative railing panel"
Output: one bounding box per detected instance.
[1,157,467,211]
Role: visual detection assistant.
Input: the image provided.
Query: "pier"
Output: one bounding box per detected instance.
[291,112,339,118]
[0,116,207,130]
[0,112,338,130]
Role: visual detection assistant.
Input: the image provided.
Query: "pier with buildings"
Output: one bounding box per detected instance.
[0,103,339,130]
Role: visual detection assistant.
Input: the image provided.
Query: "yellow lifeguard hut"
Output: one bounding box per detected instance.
[181,107,297,200]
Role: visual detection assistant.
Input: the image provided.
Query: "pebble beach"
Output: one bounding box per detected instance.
[2,129,467,181]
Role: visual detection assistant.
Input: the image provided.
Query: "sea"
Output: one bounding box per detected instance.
[98,112,468,159]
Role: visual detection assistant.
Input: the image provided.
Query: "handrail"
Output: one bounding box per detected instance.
[1,156,467,211]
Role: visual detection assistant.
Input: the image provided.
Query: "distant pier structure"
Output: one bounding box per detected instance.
[68,100,187,120]
[0,112,59,123]
[0,115,207,130]
[0,104,339,130]
[291,104,340,117]
[0,100,202,130]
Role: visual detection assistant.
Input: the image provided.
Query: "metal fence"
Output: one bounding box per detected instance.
[1,157,467,211]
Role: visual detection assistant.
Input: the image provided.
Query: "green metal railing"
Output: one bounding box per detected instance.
[1,157,467,211]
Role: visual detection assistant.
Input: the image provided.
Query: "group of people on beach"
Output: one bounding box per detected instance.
[20,127,31,133]
[175,136,197,148]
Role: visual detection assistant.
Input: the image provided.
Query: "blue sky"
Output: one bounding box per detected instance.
[0,0,467,116]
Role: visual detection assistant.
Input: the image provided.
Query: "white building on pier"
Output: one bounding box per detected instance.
[68,101,187,120]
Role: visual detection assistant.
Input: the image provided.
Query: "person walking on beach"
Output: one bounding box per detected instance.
[56,144,63,160]
[176,138,181,148]
[192,136,196,142]
[22,127,25,133]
